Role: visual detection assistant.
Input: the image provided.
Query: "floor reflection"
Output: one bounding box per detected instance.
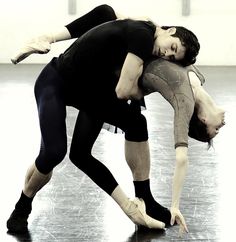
[0,64,236,241]
[127,227,166,242]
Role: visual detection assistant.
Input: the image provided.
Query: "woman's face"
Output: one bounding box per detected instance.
[205,108,225,138]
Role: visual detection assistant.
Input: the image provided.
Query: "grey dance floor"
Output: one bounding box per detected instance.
[0,64,236,242]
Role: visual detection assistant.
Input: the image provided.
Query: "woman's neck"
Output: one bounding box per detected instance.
[189,72,216,112]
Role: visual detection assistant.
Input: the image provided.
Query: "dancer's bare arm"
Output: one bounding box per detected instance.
[171,146,189,235]
[115,53,144,100]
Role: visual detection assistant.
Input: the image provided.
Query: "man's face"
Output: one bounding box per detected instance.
[153,28,186,62]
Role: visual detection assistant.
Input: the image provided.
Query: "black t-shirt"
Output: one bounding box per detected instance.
[141,58,205,148]
[56,19,156,107]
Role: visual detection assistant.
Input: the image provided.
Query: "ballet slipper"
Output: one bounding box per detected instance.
[11,35,54,64]
[125,198,165,229]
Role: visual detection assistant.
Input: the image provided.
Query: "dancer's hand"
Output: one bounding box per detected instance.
[170,207,188,236]
[11,35,53,64]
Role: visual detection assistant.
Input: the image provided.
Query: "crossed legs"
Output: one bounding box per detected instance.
[69,111,165,229]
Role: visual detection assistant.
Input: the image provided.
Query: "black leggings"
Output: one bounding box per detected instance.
[69,112,118,195]
[34,61,148,195]
[65,4,117,38]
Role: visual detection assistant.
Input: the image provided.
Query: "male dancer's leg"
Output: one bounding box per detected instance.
[7,61,67,233]
[125,140,171,226]
[106,101,171,226]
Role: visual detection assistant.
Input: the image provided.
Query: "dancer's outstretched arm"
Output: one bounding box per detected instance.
[170,147,189,235]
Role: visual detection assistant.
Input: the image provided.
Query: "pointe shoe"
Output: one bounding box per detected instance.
[11,35,53,64]
[125,198,165,229]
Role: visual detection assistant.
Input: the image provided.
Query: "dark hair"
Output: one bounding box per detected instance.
[162,26,200,66]
[188,108,212,146]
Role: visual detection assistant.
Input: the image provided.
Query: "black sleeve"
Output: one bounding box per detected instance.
[65,4,117,38]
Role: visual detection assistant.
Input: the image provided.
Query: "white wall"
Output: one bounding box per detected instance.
[0,0,235,65]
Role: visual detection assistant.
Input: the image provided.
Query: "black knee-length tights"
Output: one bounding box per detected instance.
[34,59,148,195]
[34,62,120,195]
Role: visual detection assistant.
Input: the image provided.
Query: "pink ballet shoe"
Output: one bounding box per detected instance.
[125,198,165,229]
[11,35,53,64]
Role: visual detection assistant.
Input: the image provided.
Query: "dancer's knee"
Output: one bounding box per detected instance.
[69,148,91,170]
[93,4,116,20]
[125,114,148,142]
[35,144,67,174]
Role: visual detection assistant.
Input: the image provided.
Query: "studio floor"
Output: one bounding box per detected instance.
[0,64,235,242]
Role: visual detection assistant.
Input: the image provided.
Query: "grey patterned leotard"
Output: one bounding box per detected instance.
[141,58,205,148]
